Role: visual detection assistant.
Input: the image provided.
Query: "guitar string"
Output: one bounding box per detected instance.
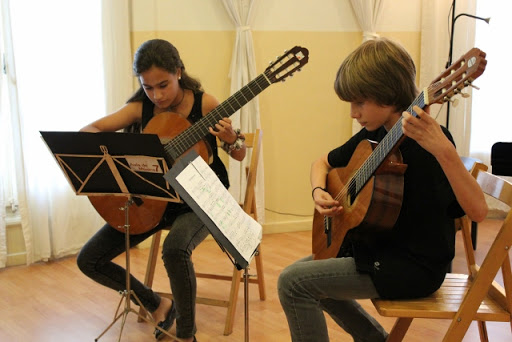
[331,86,431,204]
[163,72,272,159]
[166,74,266,153]
[162,73,269,158]
[172,50,300,151]
[164,50,306,157]
[164,75,265,155]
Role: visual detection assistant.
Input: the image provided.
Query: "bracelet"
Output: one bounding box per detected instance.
[222,128,245,154]
[312,186,327,199]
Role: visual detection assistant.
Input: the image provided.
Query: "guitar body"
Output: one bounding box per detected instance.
[89,112,210,235]
[312,139,407,260]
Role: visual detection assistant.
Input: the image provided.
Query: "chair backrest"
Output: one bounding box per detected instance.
[218,129,263,220]
[241,129,263,220]
[452,162,512,338]
[491,142,512,176]
[460,156,485,173]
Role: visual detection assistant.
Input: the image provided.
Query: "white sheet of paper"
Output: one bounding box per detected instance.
[175,156,262,263]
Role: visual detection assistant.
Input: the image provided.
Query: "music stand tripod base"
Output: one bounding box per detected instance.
[94,198,180,342]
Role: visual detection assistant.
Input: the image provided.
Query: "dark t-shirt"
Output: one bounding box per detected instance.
[328,126,464,299]
[141,91,230,222]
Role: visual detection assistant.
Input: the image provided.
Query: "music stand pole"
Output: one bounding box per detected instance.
[94,197,179,342]
[244,266,250,342]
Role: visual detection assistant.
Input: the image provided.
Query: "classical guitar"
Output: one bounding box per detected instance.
[312,48,487,260]
[90,46,309,234]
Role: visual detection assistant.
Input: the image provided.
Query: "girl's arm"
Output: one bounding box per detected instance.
[80,102,143,133]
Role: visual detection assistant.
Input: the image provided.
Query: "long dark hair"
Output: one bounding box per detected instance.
[127,39,202,103]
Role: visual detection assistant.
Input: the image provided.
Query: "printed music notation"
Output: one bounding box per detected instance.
[175,156,262,263]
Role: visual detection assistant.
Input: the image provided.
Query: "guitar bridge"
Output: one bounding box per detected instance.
[324,216,332,248]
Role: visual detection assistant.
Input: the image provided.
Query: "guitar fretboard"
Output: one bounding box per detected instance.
[163,72,272,161]
[347,92,426,199]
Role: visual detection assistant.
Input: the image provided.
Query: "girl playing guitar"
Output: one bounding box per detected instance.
[77,39,246,342]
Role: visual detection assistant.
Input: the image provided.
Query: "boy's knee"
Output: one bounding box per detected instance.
[277,265,296,299]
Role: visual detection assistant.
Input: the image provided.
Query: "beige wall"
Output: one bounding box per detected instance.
[6,1,423,266]
[130,0,422,233]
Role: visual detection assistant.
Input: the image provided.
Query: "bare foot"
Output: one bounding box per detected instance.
[152,296,172,323]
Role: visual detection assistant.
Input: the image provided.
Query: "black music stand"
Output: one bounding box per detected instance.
[164,150,262,342]
[40,131,182,342]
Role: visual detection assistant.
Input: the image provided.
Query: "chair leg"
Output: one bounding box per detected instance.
[139,230,266,335]
[471,221,478,250]
[223,267,243,335]
[254,246,266,300]
[386,318,412,342]
[477,321,489,342]
[137,231,162,322]
[223,245,266,335]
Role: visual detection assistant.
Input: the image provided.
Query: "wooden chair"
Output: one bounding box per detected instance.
[139,129,265,335]
[460,156,487,250]
[372,162,512,342]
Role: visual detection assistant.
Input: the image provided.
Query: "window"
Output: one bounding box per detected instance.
[0,5,18,213]
[471,2,511,165]
[0,0,105,218]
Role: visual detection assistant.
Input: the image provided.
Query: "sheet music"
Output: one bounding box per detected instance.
[175,156,262,263]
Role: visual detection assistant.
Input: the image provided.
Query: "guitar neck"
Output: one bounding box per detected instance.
[164,72,272,161]
[350,91,426,196]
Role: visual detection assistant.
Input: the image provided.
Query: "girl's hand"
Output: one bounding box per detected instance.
[208,117,237,143]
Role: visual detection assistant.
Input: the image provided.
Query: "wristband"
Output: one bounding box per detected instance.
[312,186,327,199]
[222,128,245,154]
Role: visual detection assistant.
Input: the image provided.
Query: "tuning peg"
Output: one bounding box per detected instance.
[454,89,470,98]
[444,96,460,107]
[464,81,480,90]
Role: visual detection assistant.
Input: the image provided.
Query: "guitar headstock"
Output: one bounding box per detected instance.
[426,47,487,105]
[265,46,309,83]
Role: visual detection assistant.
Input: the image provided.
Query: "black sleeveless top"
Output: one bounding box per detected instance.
[141,91,230,220]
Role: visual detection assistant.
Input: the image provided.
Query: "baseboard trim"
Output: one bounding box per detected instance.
[262,218,312,234]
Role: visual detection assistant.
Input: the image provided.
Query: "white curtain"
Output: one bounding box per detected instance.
[101,1,134,113]
[0,0,17,268]
[221,0,265,223]
[348,0,384,135]
[4,0,131,264]
[0,199,5,268]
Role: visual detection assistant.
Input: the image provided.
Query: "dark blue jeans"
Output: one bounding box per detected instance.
[77,211,209,339]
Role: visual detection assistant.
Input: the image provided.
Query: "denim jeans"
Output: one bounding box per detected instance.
[277,255,388,342]
[77,211,208,339]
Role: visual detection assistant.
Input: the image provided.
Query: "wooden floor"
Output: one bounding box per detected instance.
[1,218,511,342]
